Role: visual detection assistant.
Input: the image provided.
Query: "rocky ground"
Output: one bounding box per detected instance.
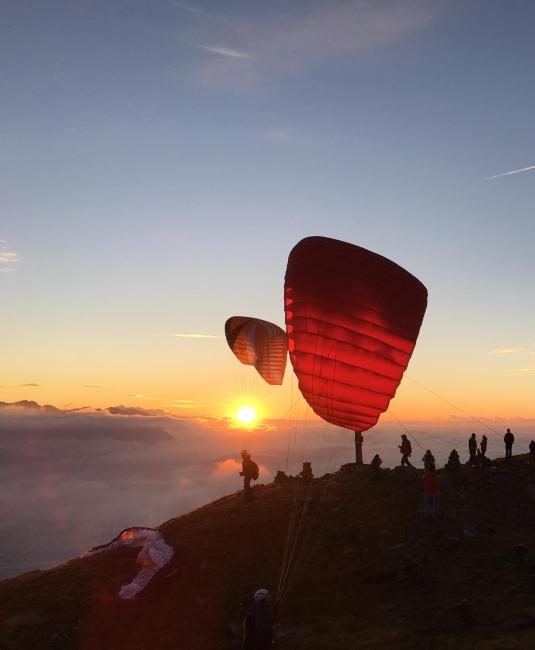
[2,455,535,649]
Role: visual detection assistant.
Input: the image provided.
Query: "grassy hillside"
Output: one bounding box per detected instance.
[2,456,535,649]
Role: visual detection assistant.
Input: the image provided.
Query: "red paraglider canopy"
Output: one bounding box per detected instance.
[284,236,427,432]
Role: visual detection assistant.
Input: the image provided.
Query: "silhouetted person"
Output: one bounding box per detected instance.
[423,463,438,520]
[370,454,383,479]
[298,461,313,481]
[239,449,258,501]
[468,433,477,467]
[530,440,535,456]
[480,434,488,457]
[504,428,514,460]
[371,454,383,471]
[274,470,288,484]
[445,449,461,471]
[399,434,413,467]
[422,449,435,471]
[242,589,276,650]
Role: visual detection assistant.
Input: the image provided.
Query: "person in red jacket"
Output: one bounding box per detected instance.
[423,462,438,520]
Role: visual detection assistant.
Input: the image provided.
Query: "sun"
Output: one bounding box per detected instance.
[235,405,258,426]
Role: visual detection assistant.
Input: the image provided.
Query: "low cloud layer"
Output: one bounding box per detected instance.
[1,403,534,578]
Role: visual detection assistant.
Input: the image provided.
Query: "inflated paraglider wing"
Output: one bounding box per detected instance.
[225,316,287,385]
[284,237,427,431]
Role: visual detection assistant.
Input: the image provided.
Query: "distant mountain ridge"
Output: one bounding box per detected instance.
[0,400,176,418]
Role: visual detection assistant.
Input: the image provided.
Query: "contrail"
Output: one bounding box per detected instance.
[485,163,535,180]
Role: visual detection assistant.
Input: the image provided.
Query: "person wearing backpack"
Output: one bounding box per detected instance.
[239,449,259,501]
[399,434,413,467]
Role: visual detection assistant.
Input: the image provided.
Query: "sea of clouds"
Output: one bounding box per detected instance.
[1,404,534,579]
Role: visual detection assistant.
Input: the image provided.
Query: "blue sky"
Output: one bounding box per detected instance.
[1,0,535,418]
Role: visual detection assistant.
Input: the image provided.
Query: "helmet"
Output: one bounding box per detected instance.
[254,588,270,603]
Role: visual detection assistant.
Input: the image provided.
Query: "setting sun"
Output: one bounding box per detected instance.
[235,405,258,426]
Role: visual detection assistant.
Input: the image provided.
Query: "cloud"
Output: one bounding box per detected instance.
[0,252,18,263]
[0,246,19,273]
[81,383,106,388]
[181,0,443,89]
[485,163,535,180]
[4,403,535,579]
[127,393,162,400]
[512,368,535,373]
[488,347,526,355]
[197,45,251,59]
[0,383,43,388]
[165,400,195,409]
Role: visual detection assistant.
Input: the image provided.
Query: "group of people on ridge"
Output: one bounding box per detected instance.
[237,426,533,646]
[399,428,522,469]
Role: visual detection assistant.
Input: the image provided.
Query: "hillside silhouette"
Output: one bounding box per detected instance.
[2,456,535,649]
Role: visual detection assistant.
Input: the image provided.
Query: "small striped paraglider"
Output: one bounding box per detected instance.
[225,316,288,385]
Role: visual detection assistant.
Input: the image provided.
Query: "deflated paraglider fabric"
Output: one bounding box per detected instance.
[225,316,287,385]
[81,527,174,599]
[284,236,427,432]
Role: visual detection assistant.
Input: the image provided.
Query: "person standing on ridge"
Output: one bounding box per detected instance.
[504,428,515,460]
[422,449,435,471]
[529,440,535,456]
[239,449,259,501]
[468,433,477,467]
[480,434,488,457]
[399,434,413,467]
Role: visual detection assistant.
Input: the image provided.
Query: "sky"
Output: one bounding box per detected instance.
[2,0,535,424]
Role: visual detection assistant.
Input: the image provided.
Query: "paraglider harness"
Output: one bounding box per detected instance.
[250,460,259,481]
[242,458,259,481]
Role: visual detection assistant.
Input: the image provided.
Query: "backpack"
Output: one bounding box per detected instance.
[250,460,259,481]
